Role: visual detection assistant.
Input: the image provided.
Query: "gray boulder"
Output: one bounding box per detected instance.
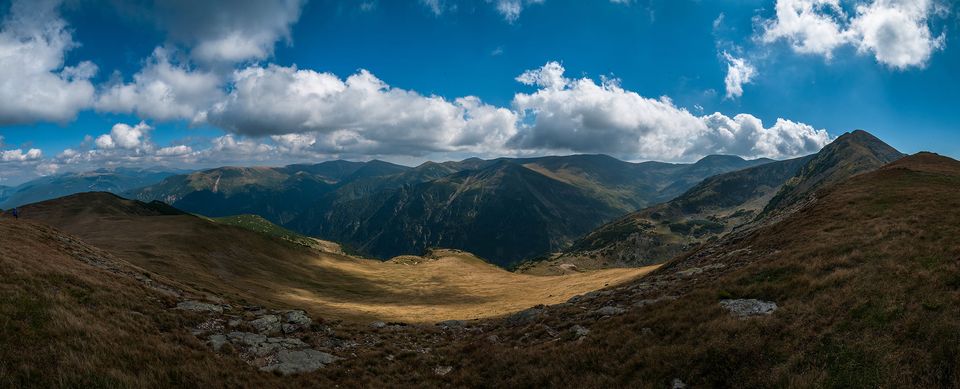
[227,331,267,347]
[250,315,282,334]
[370,321,387,329]
[284,310,312,327]
[261,349,338,375]
[176,300,223,313]
[720,299,777,318]
[571,324,590,337]
[208,334,228,351]
[507,306,546,325]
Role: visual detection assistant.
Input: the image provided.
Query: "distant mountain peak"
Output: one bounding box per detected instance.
[693,154,748,166]
[762,129,904,215]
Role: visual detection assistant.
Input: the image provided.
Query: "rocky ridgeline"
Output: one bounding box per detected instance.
[177,301,340,374]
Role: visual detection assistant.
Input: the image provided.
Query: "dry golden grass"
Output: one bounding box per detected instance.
[0,219,270,388]
[284,249,655,322]
[20,193,652,323]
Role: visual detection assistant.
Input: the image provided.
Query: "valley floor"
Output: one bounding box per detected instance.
[282,249,656,322]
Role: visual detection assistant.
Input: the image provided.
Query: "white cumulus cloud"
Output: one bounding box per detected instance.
[760,0,946,69]
[848,0,945,69]
[95,47,223,123]
[207,64,517,156]
[95,122,152,150]
[155,145,193,157]
[1,148,42,162]
[0,0,97,125]
[509,62,830,160]
[722,52,756,99]
[152,0,305,64]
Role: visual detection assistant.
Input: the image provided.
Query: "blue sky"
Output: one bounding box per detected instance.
[0,0,957,184]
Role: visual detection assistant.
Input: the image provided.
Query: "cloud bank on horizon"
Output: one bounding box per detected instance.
[0,0,951,183]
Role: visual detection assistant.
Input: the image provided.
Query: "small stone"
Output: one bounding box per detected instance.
[672,378,687,389]
[208,334,227,351]
[434,365,453,376]
[571,324,590,337]
[507,306,546,325]
[227,331,267,347]
[370,321,387,329]
[250,315,282,334]
[283,310,312,327]
[720,299,778,318]
[175,300,223,313]
[593,306,626,316]
[486,335,500,343]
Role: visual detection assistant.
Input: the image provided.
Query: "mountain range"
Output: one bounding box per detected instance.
[520,130,905,273]
[4,131,959,387]
[128,154,770,266]
[0,167,183,209]
[0,185,10,206]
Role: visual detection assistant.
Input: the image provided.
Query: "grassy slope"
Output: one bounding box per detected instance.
[0,219,282,388]
[435,153,960,387]
[19,193,653,323]
[210,214,342,253]
[0,219,483,388]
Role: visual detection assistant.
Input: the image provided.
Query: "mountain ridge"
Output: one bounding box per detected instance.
[129,153,772,265]
[521,130,902,274]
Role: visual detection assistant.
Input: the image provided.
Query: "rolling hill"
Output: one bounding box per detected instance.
[523,130,904,274]
[130,154,770,265]
[17,192,654,322]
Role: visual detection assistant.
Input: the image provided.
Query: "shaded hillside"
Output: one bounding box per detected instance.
[130,154,769,266]
[525,130,901,274]
[313,161,626,266]
[515,154,770,210]
[522,155,812,273]
[0,168,180,209]
[19,192,651,322]
[762,129,905,216]
[0,218,275,387]
[432,152,960,387]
